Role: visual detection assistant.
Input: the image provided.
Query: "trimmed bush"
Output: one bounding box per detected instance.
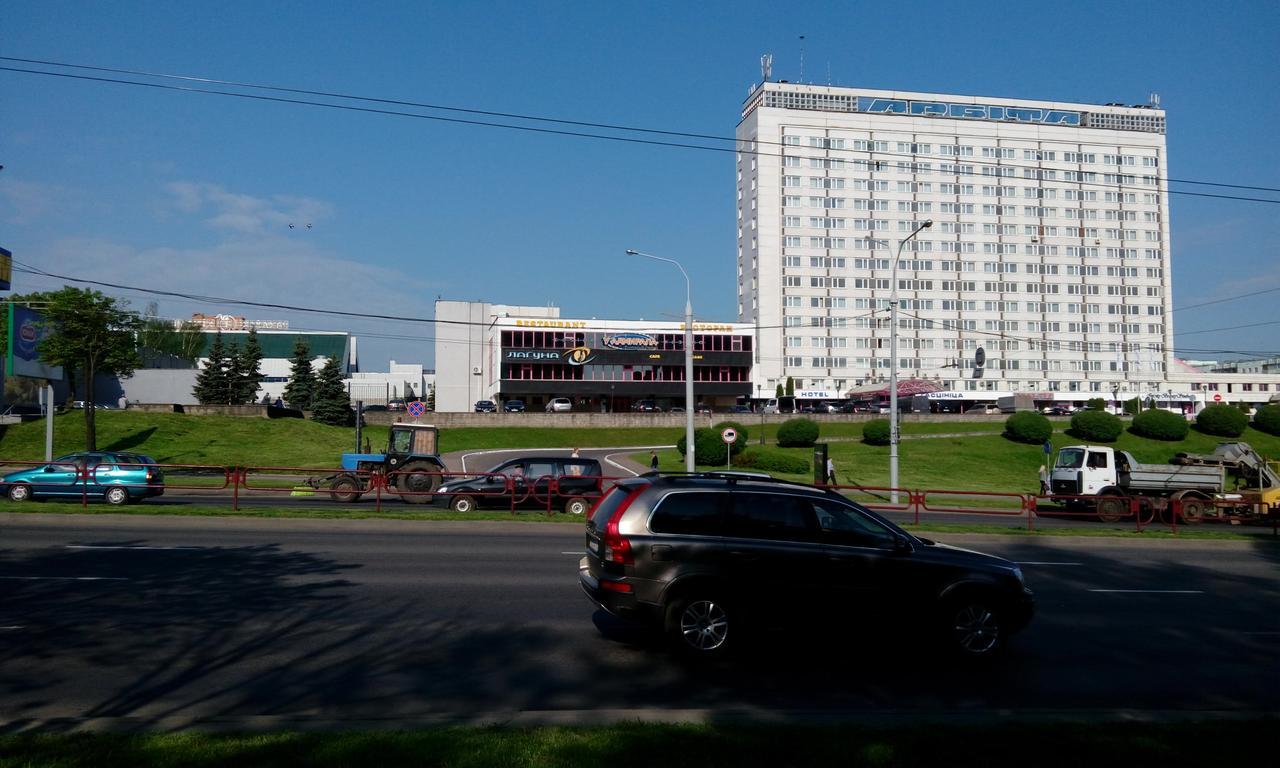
[863,419,891,446]
[1069,409,1123,442]
[732,448,810,474]
[1254,404,1280,437]
[1130,408,1189,441]
[776,417,820,447]
[712,420,750,451]
[1085,397,1106,411]
[676,428,733,465]
[1004,411,1052,445]
[1122,397,1141,416]
[1196,404,1248,437]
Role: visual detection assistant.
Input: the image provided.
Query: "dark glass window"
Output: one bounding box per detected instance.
[649,492,725,536]
[728,492,818,542]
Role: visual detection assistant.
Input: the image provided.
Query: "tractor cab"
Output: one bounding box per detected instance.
[386,423,439,469]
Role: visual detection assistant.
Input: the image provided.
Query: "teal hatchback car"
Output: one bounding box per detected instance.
[1,451,165,505]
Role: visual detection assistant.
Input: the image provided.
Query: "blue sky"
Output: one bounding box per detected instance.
[2,0,1278,369]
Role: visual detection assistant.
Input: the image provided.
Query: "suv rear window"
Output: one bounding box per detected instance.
[589,482,648,530]
[649,492,725,536]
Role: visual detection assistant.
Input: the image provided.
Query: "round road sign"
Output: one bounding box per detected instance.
[721,427,738,444]
[407,400,426,418]
[1213,393,1222,403]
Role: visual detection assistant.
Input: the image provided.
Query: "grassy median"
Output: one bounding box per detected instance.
[0,722,1273,767]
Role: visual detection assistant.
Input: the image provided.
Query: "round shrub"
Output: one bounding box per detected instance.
[1130,408,1189,441]
[712,420,749,450]
[1069,409,1123,442]
[1122,398,1141,415]
[1085,397,1107,411]
[776,417,820,447]
[863,419,891,446]
[1195,403,1248,437]
[1004,411,1052,445]
[732,448,809,474]
[1254,404,1280,437]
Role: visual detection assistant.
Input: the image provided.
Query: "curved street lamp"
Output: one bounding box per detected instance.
[889,220,933,502]
[626,249,696,472]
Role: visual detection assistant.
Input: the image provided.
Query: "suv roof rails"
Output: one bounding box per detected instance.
[641,470,820,489]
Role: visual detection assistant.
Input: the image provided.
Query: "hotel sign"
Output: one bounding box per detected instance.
[856,97,1082,127]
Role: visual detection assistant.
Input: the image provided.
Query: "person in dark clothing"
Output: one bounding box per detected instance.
[650,451,659,471]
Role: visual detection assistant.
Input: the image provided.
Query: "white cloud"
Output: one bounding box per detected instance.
[163,181,334,235]
[0,180,65,225]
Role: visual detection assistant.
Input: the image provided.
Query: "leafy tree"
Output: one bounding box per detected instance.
[310,357,351,426]
[785,377,795,397]
[192,331,232,404]
[36,287,141,451]
[135,302,204,365]
[282,339,315,408]
[233,328,265,403]
[425,384,436,411]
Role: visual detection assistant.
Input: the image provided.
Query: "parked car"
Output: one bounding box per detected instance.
[474,400,498,413]
[1,451,165,505]
[580,472,1033,660]
[964,404,1001,415]
[729,405,753,414]
[388,398,406,411]
[1043,406,1073,416]
[503,399,526,413]
[437,456,604,515]
[631,399,662,413]
[546,397,573,413]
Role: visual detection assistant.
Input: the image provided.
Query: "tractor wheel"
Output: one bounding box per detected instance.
[329,476,363,503]
[396,461,441,504]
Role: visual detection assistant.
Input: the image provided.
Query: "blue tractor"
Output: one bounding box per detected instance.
[325,422,446,503]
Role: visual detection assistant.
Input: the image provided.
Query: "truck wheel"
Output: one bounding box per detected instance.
[396,461,441,505]
[329,476,363,503]
[1096,492,1126,523]
[1177,493,1209,524]
[564,496,589,515]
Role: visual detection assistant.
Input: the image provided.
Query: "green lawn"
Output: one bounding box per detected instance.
[0,722,1272,767]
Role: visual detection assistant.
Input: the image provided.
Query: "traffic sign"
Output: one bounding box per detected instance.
[407,400,426,418]
[721,427,738,444]
[1213,393,1222,403]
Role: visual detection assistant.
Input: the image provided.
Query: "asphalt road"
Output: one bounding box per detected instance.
[1,513,1277,731]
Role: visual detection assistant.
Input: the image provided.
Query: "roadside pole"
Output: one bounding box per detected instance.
[44,384,54,461]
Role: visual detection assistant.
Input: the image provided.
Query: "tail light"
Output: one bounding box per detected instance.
[602,485,646,566]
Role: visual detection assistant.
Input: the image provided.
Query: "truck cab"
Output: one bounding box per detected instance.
[1050,446,1122,496]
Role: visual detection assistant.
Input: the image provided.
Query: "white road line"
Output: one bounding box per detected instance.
[0,626,24,630]
[66,545,203,551]
[0,576,129,581]
[1087,589,1204,594]
[560,551,583,555]
[1018,562,1083,566]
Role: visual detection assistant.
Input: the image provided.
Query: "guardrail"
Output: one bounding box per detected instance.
[0,458,1273,533]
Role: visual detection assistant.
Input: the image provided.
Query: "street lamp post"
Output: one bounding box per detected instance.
[889,220,933,503]
[626,249,696,472]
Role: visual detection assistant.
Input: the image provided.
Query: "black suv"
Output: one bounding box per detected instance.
[437,456,604,515]
[580,473,1033,659]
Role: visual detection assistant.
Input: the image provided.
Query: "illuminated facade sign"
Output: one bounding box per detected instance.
[513,319,589,329]
[602,333,658,350]
[856,97,1082,126]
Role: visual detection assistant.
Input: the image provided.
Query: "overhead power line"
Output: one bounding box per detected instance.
[2,58,1279,205]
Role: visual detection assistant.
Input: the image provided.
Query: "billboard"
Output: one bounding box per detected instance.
[7,304,63,380]
[0,246,10,291]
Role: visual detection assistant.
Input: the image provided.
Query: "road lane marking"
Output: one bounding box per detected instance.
[0,576,129,581]
[561,551,584,555]
[66,545,203,551]
[1087,589,1204,594]
[1018,562,1082,566]
[0,626,24,630]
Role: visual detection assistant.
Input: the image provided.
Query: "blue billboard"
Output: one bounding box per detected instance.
[7,304,63,380]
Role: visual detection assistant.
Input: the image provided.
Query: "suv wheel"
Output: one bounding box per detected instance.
[942,593,1005,657]
[667,594,732,657]
[450,494,476,513]
[563,496,589,515]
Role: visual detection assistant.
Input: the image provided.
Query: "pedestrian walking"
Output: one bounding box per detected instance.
[826,456,837,485]
[649,451,659,471]
[570,448,580,458]
[1038,464,1050,496]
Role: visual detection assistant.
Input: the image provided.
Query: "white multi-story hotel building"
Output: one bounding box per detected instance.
[736,81,1174,400]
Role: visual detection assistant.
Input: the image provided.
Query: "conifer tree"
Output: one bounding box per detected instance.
[192,331,231,404]
[282,338,315,408]
[311,357,352,426]
[233,328,265,403]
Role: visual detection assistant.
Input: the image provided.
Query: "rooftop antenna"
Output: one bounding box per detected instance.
[798,35,806,82]
[761,53,773,82]
[827,61,832,86]
[1149,91,1161,107]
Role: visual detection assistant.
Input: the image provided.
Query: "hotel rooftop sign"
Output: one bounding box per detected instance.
[855,96,1081,126]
